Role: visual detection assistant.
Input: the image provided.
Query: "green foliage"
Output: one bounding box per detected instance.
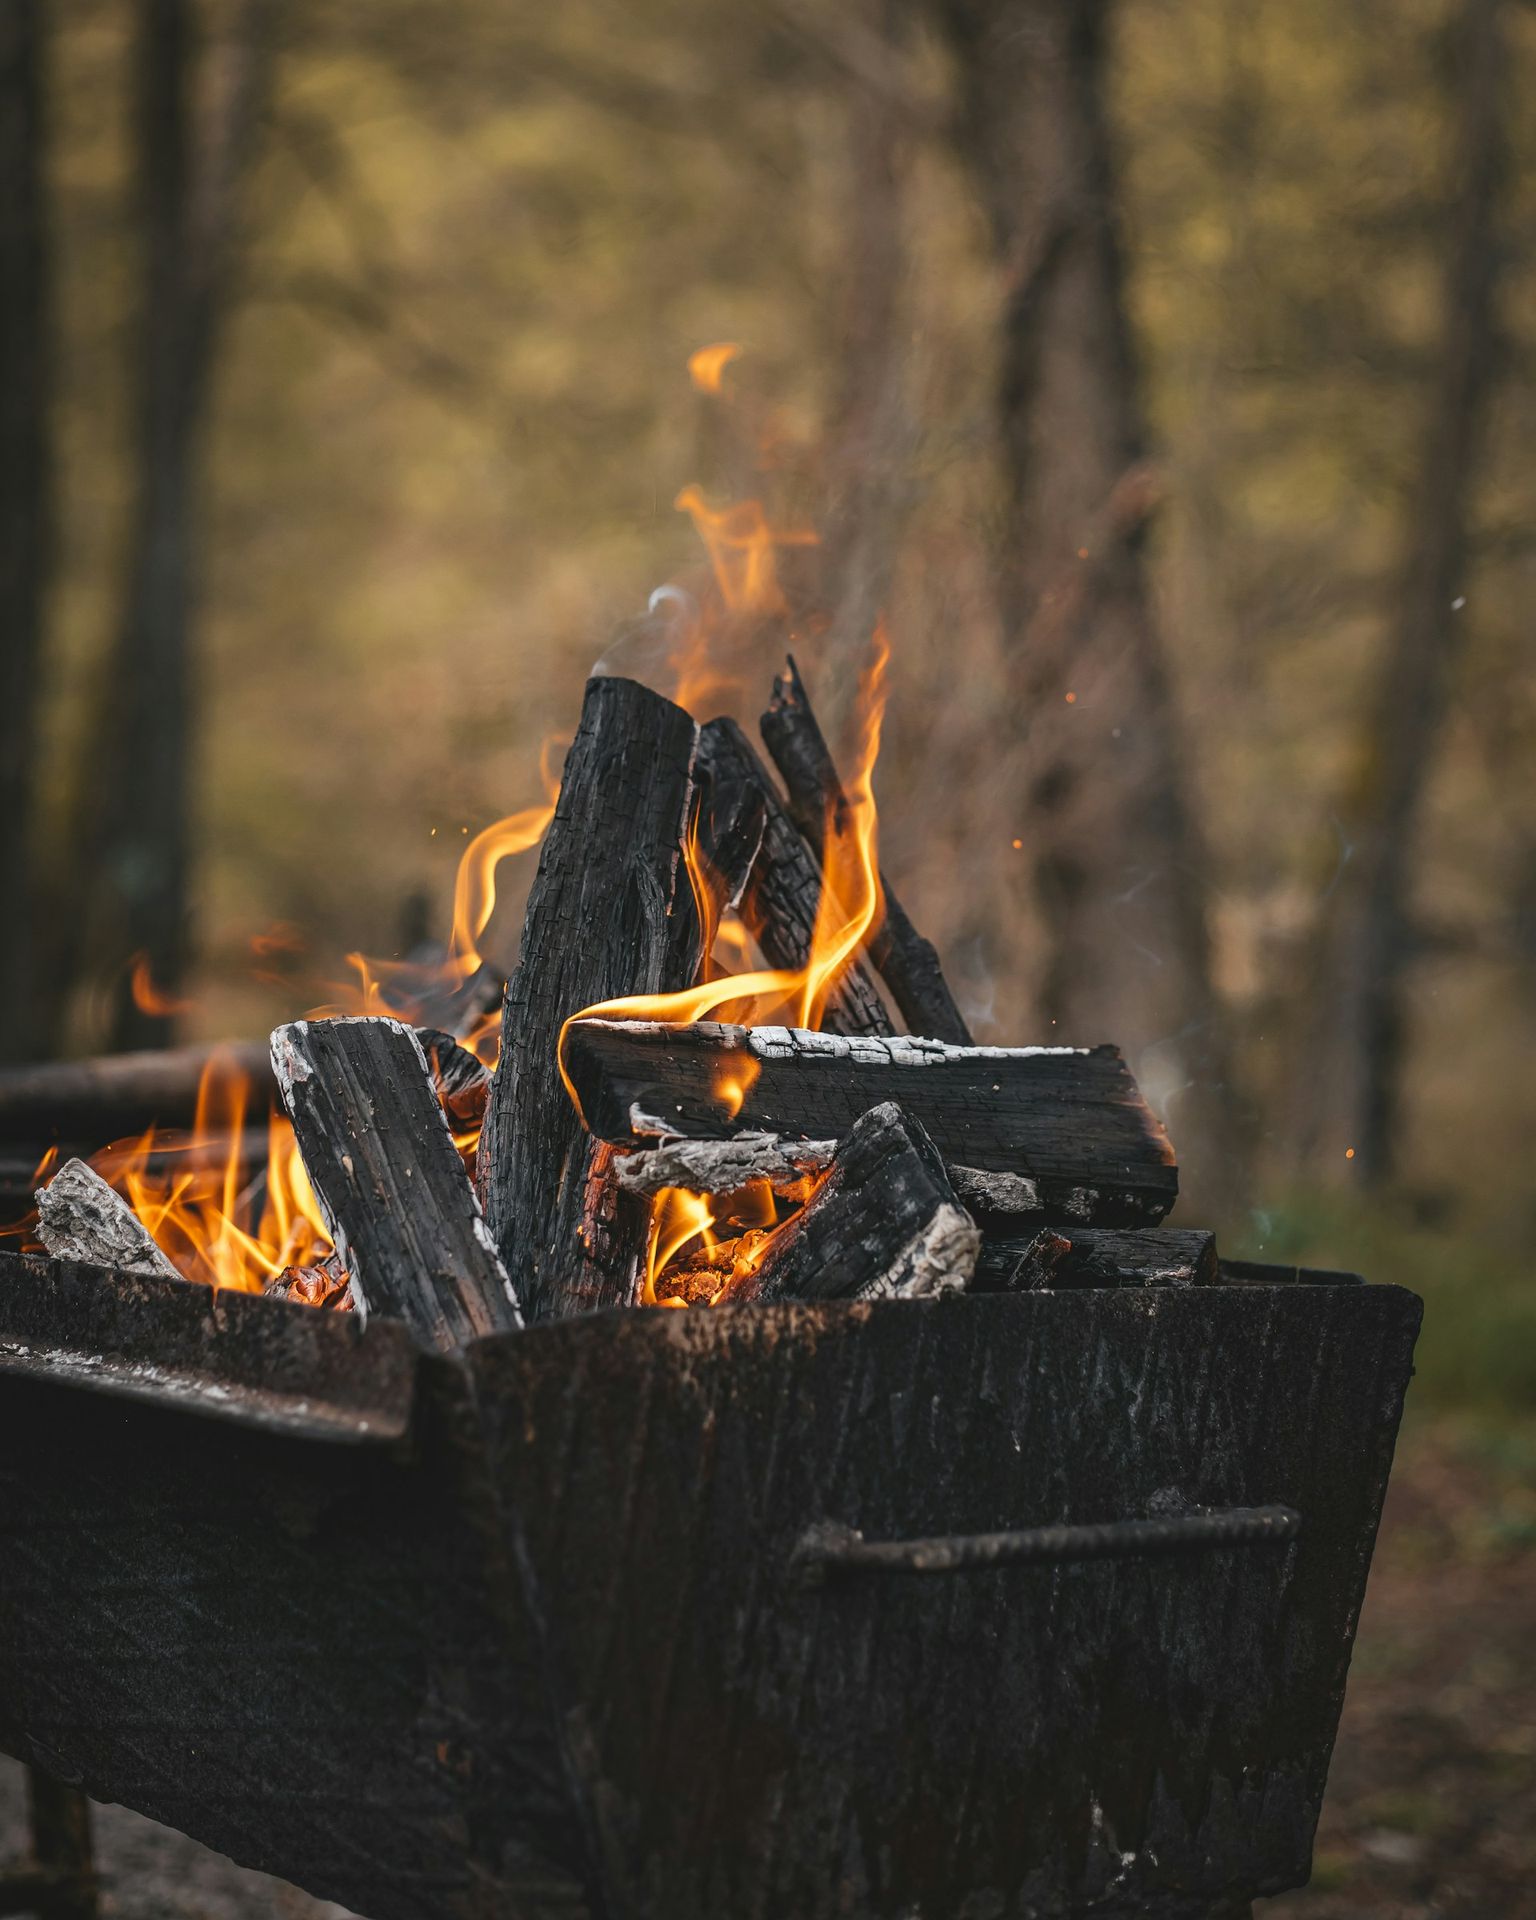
[1230,1192,1536,1412]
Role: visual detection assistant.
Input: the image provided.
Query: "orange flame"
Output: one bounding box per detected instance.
[129,952,195,1018]
[82,1048,332,1293]
[687,342,740,393]
[673,486,816,618]
[450,802,556,973]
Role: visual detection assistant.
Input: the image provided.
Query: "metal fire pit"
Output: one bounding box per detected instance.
[0,1250,1420,1920]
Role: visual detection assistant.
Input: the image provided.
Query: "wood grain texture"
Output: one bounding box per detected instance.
[759,655,973,1043]
[272,1017,520,1351]
[739,1101,978,1304]
[0,1252,1421,1920]
[695,717,894,1037]
[976,1225,1218,1291]
[565,1017,1179,1225]
[478,676,700,1320]
[34,1158,183,1284]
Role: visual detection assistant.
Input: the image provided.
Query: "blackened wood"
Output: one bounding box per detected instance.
[479,676,701,1320]
[0,1247,1422,1917]
[695,717,894,1037]
[34,1158,183,1284]
[272,1017,520,1351]
[974,1228,1070,1292]
[613,1131,825,1202]
[0,1042,274,1144]
[564,1018,1178,1226]
[760,656,972,1044]
[416,1027,490,1132]
[736,1101,978,1304]
[265,1257,354,1312]
[976,1226,1216,1292]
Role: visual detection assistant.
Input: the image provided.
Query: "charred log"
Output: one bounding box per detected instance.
[695,717,894,1036]
[564,1018,1177,1227]
[272,1017,520,1351]
[734,1102,978,1305]
[976,1226,1218,1292]
[760,656,971,1044]
[265,1257,354,1311]
[479,676,702,1320]
[0,1041,274,1144]
[613,1131,825,1203]
[416,1028,490,1133]
[34,1157,183,1283]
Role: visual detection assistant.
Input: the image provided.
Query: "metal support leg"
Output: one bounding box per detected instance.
[0,1770,99,1918]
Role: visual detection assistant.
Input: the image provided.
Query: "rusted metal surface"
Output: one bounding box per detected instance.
[0,1251,1421,1920]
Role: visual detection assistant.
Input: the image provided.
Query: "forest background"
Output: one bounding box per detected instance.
[2,3,1536,1911]
[2,0,1534,1398]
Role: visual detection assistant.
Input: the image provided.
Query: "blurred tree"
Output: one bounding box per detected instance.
[928,0,1243,1190]
[62,0,280,1053]
[0,0,51,1062]
[1294,0,1508,1184]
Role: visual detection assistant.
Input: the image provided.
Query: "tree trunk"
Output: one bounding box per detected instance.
[0,0,51,1062]
[931,0,1243,1199]
[1291,0,1505,1185]
[73,0,279,1053]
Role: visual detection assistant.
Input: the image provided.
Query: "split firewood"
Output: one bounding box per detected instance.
[478,676,703,1320]
[34,1158,184,1284]
[564,1018,1178,1227]
[733,1102,979,1305]
[975,1226,1218,1292]
[760,656,972,1044]
[272,1017,521,1351]
[695,718,895,1038]
[613,1131,826,1204]
[265,1257,355,1311]
[415,1028,490,1132]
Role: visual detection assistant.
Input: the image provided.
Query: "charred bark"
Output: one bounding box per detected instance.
[35,1158,183,1284]
[0,0,51,1063]
[695,717,894,1037]
[735,1102,978,1305]
[975,1225,1217,1291]
[478,676,701,1320]
[564,1017,1177,1226]
[760,656,971,1043]
[273,1017,520,1350]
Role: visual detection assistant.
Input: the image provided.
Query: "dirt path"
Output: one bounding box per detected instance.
[1265,1415,1536,1919]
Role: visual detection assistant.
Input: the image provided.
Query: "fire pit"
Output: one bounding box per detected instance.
[0,1250,1418,1920]
[0,644,1422,1918]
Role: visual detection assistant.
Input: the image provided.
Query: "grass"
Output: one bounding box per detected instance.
[1223,1192,1536,1415]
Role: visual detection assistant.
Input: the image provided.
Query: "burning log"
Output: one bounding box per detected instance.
[695,718,895,1037]
[0,1041,274,1144]
[415,1027,490,1132]
[734,1102,978,1304]
[272,1017,520,1350]
[975,1226,1218,1292]
[564,1019,1178,1227]
[760,656,972,1044]
[479,676,702,1319]
[613,1131,823,1203]
[265,1257,355,1311]
[34,1158,183,1284]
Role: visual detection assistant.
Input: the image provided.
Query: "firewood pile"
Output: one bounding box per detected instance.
[30,659,1208,1351]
